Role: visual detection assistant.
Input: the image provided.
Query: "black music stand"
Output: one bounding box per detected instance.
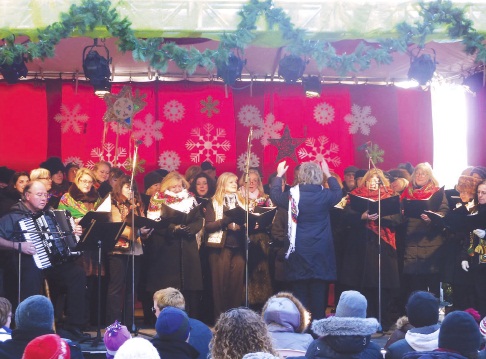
[76,220,126,347]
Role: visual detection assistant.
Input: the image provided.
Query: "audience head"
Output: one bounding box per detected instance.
[210,307,277,359]
[114,337,160,359]
[104,321,132,359]
[8,172,30,194]
[93,161,111,183]
[30,168,52,192]
[0,297,12,328]
[438,311,481,358]
[15,295,54,331]
[335,290,368,318]
[405,291,439,327]
[65,163,80,183]
[242,353,280,359]
[297,162,323,185]
[153,287,185,317]
[22,334,70,359]
[479,316,486,339]
[262,292,310,333]
[144,171,163,195]
[463,308,481,324]
[189,172,216,198]
[155,307,190,342]
[40,157,65,186]
[185,165,202,184]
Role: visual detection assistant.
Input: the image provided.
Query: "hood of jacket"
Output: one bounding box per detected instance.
[150,337,199,359]
[405,324,440,352]
[262,292,309,333]
[403,350,469,359]
[311,316,379,337]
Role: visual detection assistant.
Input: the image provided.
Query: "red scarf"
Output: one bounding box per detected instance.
[350,186,397,249]
[400,181,439,200]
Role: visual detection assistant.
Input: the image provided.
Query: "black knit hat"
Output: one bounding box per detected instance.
[143,171,163,191]
[439,311,481,355]
[40,157,65,175]
[471,166,486,180]
[406,291,439,327]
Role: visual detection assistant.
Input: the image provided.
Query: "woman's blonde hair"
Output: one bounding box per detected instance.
[359,168,390,188]
[238,169,264,194]
[29,168,50,181]
[411,162,439,187]
[210,307,277,359]
[213,172,246,206]
[74,168,97,187]
[160,171,189,193]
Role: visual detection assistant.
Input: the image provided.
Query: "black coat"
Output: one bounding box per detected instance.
[270,177,342,282]
[150,337,199,359]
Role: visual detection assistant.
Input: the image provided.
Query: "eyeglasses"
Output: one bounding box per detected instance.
[415,172,428,177]
[38,177,52,181]
[27,192,49,198]
[79,179,94,185]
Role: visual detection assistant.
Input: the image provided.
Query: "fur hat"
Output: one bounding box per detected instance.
[103,321,131,359]
[16,295,54,331]
[22,334,70,359]
[113,337,160,359]
[201,161,215,171]
[262,292,309,333]
[143,171,163,191]
[456,175,481,196]
[155,307,190,342]
[344,166,359,175]
[406,291,439,328]
[439,311,481,355]
[398,162,414,175]
[335,290,367,318]
[40,157,65,175]
[387,168,412,182]
[471,166,486,180]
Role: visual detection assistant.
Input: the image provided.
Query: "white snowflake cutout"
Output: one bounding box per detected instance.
[86,142,130,170]
[253,113,284,147]
[110,122,130,135]
[237,105,262,127]
[237,151,260,173]
[133,114,164,147]
[63,156,84,167]
[54,104,89,134]
[298,135,341,168]
[163,100,185,122]
[314,102,335,125]
[185,123,231,164]
[344,104,377,136]
[158,151,181,172]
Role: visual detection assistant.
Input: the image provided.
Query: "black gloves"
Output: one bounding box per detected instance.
[221,216,232,227]
[170,224,192,237]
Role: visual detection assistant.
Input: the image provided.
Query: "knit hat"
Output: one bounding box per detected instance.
[480,316,486,338]
[201,161,215,171]
[103,321,131,359]
[439,311,481,355]
[40,157,65,175]
[113,337,160,359]
[471,166,486,180]
[155,306,190,342]
[143,171,163,191]
[15,295,54,331]
[335,291,367,318]
[344,166,359,175]
[463,308,481,324]
[405,291,439,327]
[22,334,70,359]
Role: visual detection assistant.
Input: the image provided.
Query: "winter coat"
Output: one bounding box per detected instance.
[305,315,381,359]
[385,324,440,359]
[269,177,342,282]
[187,318,212,359]
[0,328,84,359]
[384,316,414,349]
[150,337,199,359]
[402,351,469,359]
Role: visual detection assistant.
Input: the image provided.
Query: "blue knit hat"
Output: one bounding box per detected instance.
[155,307,190,341]
[439,311,481,355]
[335,291,367,318]
[15,295,54,331]
[406,291,439,327]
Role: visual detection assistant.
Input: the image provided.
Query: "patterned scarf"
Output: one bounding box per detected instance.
[286,185,300,258]
[147,189,196,219]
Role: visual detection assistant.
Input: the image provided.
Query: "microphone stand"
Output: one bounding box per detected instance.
[244,127,253,307]
[364,144,384,333]
[129,141,139,334]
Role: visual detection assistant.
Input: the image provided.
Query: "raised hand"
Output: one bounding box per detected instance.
[277,161,289,177]
[320,159,331,178]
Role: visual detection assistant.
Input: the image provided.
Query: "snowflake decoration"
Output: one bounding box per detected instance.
[298,135,341,168]
[185,123,231,164]
[237,151,260,173]
[253,113,284,147]
[54,104,89,134]
[200,96,220,118]
[344,104,377,136]
[103,86,147,129]
[86,142,130,170]
[158,151,181,172]
[133,113,164,147]
[368,143,385,164]
[163,100,185,122]
[314,102,335,125]
[237,105,262,127]
[110,122,130,135]
[63,156,84,167]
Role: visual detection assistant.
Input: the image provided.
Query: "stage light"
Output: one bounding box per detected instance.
[0,55,28,84]
[278,54,306,83]
[408,52,437,86]
[303,76,321,97]
[216,53,246,85]
[82,39,112,97]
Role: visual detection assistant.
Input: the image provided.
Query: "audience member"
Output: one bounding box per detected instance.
[384,316,413,350]
[22,334,70,359]
[114,337,160,359]
[242,353,280,359]
[0,297,12,342]
[104,321,131,359]
[306,290,381,359]
[151,306,198,359]
[261,292,313,352]
[386,291,440,359]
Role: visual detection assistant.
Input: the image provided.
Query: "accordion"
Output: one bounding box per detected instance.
[18,210,80,269]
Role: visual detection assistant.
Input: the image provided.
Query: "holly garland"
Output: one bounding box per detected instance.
[0,0,484,78]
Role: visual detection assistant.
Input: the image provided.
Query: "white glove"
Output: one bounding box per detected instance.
[461,260,469,272]
[473,229,486,239]
[277,161,289,177]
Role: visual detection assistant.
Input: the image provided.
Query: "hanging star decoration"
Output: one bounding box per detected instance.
[103,86,147,129]
[268,126,306,163]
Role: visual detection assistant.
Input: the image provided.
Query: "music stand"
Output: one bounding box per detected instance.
[76,220,126,347]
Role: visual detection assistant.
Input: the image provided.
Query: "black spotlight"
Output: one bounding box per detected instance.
[408,52,437,85]
[217,53,246,85]
[278,54,306,83]
[0,55,28,84]
[82,39,112,97]
[303,76,322,97]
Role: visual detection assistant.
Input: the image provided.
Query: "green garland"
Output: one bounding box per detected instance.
[0,0,484,78]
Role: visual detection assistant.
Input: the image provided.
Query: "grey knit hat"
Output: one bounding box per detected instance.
[15,295,54,330]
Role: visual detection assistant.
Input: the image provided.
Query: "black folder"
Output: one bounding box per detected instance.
[225,206,277,231]
[160,203,201,225]
[403,187,445,219]
[76,221,126,252]
[348,193,400,217]
[78,211,111,228]
[125,212,171,229]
